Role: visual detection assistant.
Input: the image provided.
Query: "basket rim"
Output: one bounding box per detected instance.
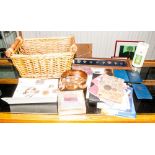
[5,35,77,57]
[10,51,75,58]
[22,35,75,41]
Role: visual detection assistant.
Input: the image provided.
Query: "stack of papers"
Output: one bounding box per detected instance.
[89,74,136,118]
[97,87,136,118]
[89,74,127,103]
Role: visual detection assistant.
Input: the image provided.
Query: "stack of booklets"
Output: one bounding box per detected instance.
[114,70,152,100]
[1,78,59,113]
[89,74,136,118]
[97,87,136,118]
[58,90,86,116]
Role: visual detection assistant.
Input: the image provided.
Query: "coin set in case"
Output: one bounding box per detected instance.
[73,58,132,70]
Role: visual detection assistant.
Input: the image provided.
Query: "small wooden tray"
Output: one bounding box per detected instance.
[73,57,132,70]
[60,70,87,91]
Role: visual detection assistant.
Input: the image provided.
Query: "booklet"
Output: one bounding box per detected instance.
[2,78,59,104]
[58,90,86,115]
[113,70,129,82]
[132,83,152,99]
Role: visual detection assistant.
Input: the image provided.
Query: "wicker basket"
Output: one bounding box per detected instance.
[6,36,77,78]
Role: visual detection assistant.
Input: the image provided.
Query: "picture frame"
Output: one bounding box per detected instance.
[114,40,143,60]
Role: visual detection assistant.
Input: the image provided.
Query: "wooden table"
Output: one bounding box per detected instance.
[0,59,155,123]
[0,113,155,123]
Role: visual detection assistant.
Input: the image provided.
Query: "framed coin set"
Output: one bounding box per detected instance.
[73,57,132,70]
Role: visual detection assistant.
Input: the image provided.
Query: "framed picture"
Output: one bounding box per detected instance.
[114,40,143,60]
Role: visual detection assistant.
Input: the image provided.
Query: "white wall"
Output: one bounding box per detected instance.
[22,31,155,60]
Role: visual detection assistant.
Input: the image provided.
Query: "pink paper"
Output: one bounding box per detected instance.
[91,75,103,86]
[89,84,99,97]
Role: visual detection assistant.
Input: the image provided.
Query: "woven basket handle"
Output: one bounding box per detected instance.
[70,44,77,53]
[5,36,23,57]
